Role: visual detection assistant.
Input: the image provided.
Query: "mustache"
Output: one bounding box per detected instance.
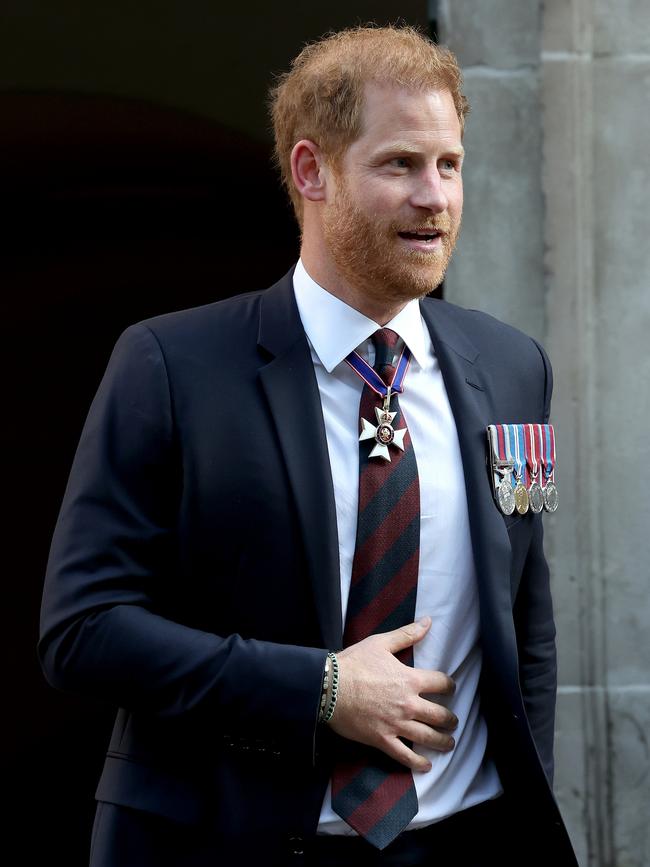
[392,215,453,234]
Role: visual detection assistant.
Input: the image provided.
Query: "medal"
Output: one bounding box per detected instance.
[492,424,516,515]
[528,480,544,514]
[504,424,528,515]
[543,481,558,512]
[539,423,559,512]
[496,463,516,515]
[358,388,407,461]
[345,341,412,462]
[525,424,544,514]
[511,424,529,515]
[489,422,557,517]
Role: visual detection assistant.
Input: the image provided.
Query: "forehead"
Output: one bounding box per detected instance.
[351,81,462,154]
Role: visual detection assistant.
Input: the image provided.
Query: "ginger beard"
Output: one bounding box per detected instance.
[322,175,460,309]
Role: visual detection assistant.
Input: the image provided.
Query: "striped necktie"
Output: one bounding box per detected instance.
[332,327,420,849]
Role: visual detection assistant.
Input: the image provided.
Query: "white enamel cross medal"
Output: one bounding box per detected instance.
[358,387,407,462]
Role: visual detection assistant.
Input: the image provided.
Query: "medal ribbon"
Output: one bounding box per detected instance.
[515,424,529,486]
[535,424,545,482]
[489,426,502,492]
[509,425,521,482]
[525,424,538,482]
[496,424,514,488]
[496,424,505,462]
[548,424,556,482]
[345,343,412,398]
[542,424,555,482]
[496,424,513,486]
[502,425,516,489]
[489,426,500,478]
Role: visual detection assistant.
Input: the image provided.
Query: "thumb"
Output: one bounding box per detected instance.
[385,617,431,654]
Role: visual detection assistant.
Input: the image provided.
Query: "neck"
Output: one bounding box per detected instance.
[300,247,408,326]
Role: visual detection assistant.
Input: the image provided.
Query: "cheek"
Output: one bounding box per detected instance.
[448,185,463,221]
[359,190,398,216]
[454,181,464,211]
[352,177,407,214]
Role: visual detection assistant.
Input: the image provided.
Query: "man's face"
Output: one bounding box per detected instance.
[322,82,464,308]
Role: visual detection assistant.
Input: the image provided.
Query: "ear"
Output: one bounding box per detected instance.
[290,139,328,204]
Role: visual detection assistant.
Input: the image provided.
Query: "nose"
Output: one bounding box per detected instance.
[409,168,448,213]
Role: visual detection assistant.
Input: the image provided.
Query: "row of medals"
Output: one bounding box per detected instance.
[496,462,558,516]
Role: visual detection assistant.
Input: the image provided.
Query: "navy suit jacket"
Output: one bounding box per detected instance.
[39,269,577,863]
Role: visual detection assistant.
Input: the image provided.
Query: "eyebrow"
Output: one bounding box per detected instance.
[372,143,465,160]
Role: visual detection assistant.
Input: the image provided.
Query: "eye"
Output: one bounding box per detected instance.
[390,156,411,169]
[440,158,460,173]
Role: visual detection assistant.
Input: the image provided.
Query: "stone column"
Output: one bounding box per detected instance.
[542,2,650,865]
[439,1,650,865]
[436,0,546,341]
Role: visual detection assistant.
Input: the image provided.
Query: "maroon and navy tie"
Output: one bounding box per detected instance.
[332,328,420,849]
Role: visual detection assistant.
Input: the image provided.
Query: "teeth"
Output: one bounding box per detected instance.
[399,230,441,241]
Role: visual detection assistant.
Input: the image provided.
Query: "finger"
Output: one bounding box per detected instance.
[414,668,456,696]
[400,720,456,753]
[412,699,458,731]
[382,735,432,773]
[384,617,431,654]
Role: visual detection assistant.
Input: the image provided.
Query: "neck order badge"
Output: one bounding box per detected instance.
[333,329,420,849]
[345,334,412,462]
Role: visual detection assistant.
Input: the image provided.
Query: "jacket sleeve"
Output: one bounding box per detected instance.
[38,323,327,764]
[513,337,557,784]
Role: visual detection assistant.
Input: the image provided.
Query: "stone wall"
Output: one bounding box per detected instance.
[439,1,650,865]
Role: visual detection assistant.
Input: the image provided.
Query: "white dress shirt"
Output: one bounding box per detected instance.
[292,259,502,834]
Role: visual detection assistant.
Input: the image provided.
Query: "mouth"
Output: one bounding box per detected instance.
[396,228,446,252]
[397,229,443,243]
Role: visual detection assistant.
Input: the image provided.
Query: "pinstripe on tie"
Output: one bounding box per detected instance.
[332,328,420,849]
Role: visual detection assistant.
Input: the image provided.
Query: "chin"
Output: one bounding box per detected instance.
[385,259,450,300]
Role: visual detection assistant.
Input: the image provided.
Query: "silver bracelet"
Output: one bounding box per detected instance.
[320,652,339,723]
[318,654,331,721]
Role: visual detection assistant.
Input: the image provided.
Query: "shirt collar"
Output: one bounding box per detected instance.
[292,258,429,373]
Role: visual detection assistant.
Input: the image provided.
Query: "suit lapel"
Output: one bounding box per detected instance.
[257,272,342,650]
[420,301,520,686]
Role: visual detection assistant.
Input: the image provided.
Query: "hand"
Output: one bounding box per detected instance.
[327,617,457,772]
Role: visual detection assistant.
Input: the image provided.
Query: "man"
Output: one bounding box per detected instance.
[39,25,578,867]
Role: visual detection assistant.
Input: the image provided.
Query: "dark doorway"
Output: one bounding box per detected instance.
[4,89,298,863]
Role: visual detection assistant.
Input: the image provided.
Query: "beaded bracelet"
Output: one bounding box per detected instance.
[318,654,331,721]
[318,651,339,723]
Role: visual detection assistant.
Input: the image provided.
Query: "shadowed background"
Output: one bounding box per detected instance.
[2,3,430,863]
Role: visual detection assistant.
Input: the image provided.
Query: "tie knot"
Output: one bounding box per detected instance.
[372,328,400,385]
